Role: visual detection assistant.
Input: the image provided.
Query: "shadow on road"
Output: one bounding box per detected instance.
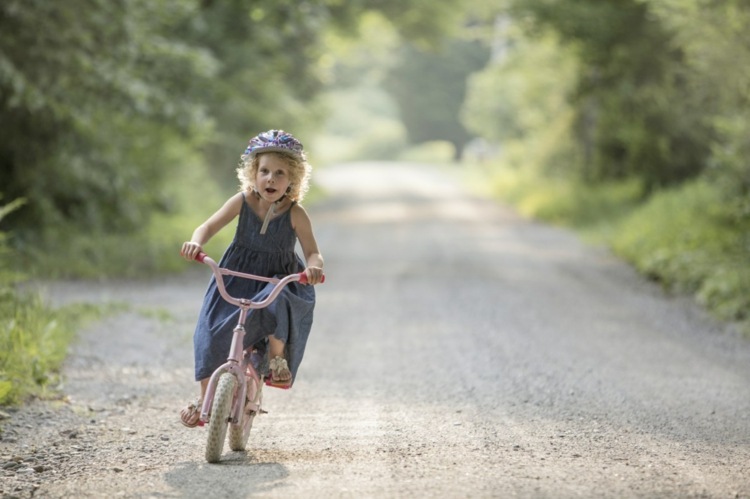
[164,456,289,497]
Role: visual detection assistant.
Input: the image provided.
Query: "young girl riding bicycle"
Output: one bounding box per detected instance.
[179,130,324,428]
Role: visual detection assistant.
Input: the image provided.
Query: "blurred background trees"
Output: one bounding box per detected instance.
[0,0,464,243]
[463,0,750,219]
[0,1,215,234]
[1,0,748,323]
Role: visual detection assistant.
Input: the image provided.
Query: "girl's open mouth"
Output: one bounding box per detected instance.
[265,188,277,194]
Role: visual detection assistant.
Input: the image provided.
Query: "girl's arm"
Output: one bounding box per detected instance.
[180,192,244,261]
[291,204,324,285]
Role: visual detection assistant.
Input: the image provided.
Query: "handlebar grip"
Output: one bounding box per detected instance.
[298,272,325,285]
[196,251,208,263]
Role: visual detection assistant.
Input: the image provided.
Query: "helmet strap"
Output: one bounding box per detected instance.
[259,193,287,235]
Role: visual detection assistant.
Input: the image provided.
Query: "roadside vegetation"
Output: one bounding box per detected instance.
[474,166,750,333]
[456,0,750,332]
[0,202,105,406]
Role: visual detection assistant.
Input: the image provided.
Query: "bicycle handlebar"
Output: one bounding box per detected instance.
[193,252,324,309]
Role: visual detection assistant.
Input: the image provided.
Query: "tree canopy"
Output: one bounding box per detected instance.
[462,0,749,218]
[385,38,490,160]
[0,0,464,240]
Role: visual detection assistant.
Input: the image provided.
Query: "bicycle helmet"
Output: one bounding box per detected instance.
[243,129,304,159]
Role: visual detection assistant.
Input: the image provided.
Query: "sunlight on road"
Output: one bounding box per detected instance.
[315,161,485,223]
[316,161,460,198]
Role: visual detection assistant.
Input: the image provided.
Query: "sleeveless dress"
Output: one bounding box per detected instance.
[192,193,316,385]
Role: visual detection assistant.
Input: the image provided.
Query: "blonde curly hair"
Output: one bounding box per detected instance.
[236,150,312,202]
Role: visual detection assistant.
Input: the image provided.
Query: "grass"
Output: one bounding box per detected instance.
[0,287,111,406]
[611,180,750,324]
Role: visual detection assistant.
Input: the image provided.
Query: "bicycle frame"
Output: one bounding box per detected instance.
[195,252,317,426]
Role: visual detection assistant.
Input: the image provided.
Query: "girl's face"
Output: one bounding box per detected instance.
[255,153,292,203]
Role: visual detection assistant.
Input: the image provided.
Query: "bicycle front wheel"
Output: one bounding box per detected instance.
[229,376,263,451]
[205,373,236,463]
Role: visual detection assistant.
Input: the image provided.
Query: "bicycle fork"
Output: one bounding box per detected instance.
[200,306,253,425]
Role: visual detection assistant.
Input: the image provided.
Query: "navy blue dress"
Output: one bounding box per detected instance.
[192,193,315,384]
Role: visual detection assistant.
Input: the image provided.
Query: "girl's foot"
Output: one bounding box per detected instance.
[268,356,292,388]
[180,398,203,427]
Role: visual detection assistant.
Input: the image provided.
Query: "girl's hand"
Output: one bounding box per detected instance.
[181,241,203,261]
[303,266,324,285]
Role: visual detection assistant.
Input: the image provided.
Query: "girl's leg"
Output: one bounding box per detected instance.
[268,335,285,360]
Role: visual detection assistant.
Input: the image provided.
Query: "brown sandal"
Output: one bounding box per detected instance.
[266,356,292,389]
[180,398,203,428]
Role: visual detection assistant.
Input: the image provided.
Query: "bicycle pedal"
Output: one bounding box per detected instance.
[260,409,268,415]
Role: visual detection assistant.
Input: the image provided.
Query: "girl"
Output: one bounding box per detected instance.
[179,129,324,428]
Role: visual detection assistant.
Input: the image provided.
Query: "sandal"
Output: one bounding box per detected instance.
[266,356,292,389]
[180,398,204,428]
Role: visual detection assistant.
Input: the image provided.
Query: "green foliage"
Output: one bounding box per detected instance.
[611,179,750,323]
[0,198,101,405]
[0,292,104,406]
[0,197,25,286]
[483,165,643,227]
[506,0,713,189]
[462,28,579,174]
[180,0,330,180]
[21,141,234,279]
[708,116,750,221]
[314,85,408,163]
[643,0,750,221]
[313,12,408,163]
[1,0,467,259]
[180,0,469,178]
[317,8,485,163]
[0,0,216,235]
[385,38,491,159]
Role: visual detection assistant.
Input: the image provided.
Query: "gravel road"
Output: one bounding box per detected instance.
[2,162,749,498]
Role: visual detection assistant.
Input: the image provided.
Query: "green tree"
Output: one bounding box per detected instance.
[385,37,490,160]
[0,0,469,243]
[189,0,472,175]
[508,0,714,189]
[462,27,579,173]
[0,0,215,235]
[642,0,750,219]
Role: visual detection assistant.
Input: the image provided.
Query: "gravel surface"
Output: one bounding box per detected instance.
[2,162,749,498]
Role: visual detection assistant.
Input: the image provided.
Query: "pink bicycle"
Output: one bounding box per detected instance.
[192,252,323,463]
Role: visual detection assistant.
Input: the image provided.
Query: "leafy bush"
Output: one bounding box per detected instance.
[486,167,643,227]
[611,179,750,323]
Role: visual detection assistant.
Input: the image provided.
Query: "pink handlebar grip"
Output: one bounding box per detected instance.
[196,251,208,263]
[298,272,326,285]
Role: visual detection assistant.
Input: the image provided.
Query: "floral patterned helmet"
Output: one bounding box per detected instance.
[243,129,304,159]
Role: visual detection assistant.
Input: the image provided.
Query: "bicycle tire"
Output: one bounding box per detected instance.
[205,373,235,463]
[228,377,262,451]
